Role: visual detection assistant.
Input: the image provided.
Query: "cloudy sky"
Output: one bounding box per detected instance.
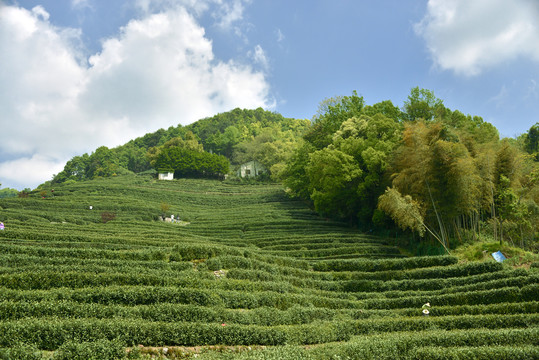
[1,0,538,190]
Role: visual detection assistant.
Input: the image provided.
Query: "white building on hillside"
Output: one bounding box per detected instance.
[237,160,266,178]
[158,172,174,180]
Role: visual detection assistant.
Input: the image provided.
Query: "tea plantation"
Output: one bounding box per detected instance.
[0,175,537,359]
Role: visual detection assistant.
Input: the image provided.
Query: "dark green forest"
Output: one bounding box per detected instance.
[32,88,539,252]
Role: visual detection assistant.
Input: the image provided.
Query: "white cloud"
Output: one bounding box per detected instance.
[31,5,50,21]
[0,3,271,189]
[213,0,248,29]
[71,0,92,10]
[249,44,269,71]
[134,0,210,17]
[415,0,539,76]
[0,155,66,190]
[275,28,284,42]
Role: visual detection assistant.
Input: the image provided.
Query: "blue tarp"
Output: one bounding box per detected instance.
[491,251,506,262]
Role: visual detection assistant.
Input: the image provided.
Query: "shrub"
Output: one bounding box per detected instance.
[0,343,43,360]
[101,212,116,223]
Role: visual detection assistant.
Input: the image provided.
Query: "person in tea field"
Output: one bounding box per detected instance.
[0,222,4,230]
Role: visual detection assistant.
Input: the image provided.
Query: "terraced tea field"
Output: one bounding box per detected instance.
[0,175,537,359]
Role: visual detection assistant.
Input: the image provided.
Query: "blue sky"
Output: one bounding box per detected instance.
[1,0,538,189]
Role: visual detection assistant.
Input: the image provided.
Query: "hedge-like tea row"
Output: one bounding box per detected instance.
[409,346,539,360]
[0,318,339,350]
[183,328,539,359]
[0,242,170,262]
[265,245,402,259]
[0,300,344,326]
[169,243,254,262]
[305,327,539,360]
[343,313,539,335]
[312,255,459,272]
[2,314,535,351]
[363,284,538,309]
[0,253,193,273]
[351,274,537,301]
[0,285,364,310]
[361,301,539,318]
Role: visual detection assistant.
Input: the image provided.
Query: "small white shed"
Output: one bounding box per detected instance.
[158,172,174,180]
[237,160,266,178]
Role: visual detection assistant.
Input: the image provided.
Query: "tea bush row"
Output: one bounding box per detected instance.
[312,255,459,272]
[363,283,538,309]
[0,300,344,325]
[408,346,539,360]
[0,253,193,273]
[2,314,535,352]
[0,285,364,310]
[303,327,539,360]
[0,318,287,349]
[344,273,537,296]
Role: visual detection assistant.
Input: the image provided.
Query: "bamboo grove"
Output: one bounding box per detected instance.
[283,88,539,252]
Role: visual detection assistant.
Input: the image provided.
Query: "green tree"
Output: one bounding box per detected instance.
[282,142,314,199]
[53,154,91,183]
[363,100,403,122]
[0,187,18,199]
[147,132,204,167]
[332,113,402,223]
[403,87,445,122]
[524,122,539,157]
[306,147,362,219]
[232,127,303,179]
[154,147,229,178]
[86,146,119,179]
[304,91,365,149]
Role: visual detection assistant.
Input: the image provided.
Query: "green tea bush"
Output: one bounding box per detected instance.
[0,319,289,349]
[170,244,252,262]
[0,343,43,360]
[409,346,539,360]
[312,256,459,272]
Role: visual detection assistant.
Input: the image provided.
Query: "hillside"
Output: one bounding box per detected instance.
[45,91,539,254]
[0,174,537,359]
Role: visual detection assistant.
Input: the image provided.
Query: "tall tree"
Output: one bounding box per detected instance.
[402,87,445,122]
[304,91,365,149]
[524,122,539,157]
[305,147,362,219]
[331,113,402,223]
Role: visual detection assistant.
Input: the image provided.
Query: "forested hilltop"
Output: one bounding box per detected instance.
[51,108,310,183]
[46,88,539,252]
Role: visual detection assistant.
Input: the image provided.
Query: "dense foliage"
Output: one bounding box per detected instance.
[283,88,538,252]
[155,147,229,178]
[0,187,18,199]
